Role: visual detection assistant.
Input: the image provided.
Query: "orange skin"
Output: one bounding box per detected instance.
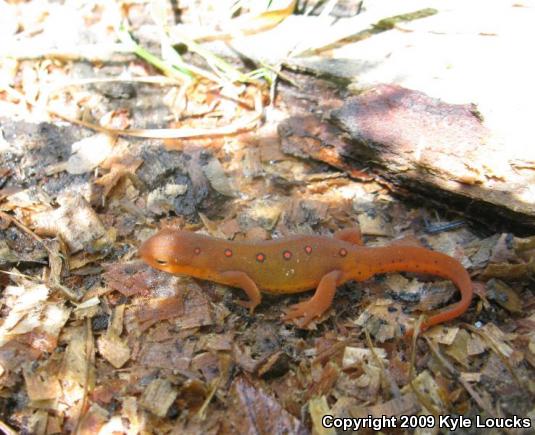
[139,228,473,336]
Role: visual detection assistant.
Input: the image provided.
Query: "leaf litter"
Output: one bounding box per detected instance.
[0,1,534,434]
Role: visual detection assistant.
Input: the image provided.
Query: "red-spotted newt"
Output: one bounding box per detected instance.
[139,228,472,335]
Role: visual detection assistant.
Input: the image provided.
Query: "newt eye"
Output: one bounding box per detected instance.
[155,259,168,265]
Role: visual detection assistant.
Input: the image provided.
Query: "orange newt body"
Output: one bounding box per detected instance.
[139,228,472,335]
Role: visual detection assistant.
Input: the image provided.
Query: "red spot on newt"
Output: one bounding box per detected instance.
[304,245,312,255]
[194,247,201,255]
[283,250,292,260]
[224,248,233,257]
[256,253,266,263]
[339,248,347,257]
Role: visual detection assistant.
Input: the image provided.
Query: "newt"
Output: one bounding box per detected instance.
[139,228,473,335]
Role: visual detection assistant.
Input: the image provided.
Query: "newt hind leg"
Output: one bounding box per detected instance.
[283,270,342,327]
[334,227,363,245]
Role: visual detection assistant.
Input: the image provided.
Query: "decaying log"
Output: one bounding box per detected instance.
[278,77,535,232]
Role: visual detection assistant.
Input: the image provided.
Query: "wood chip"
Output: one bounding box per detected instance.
[242,147,263,178]
[424,326,459,345]
[60,326,91,388]
[30,193,109,253]
[309,396,336,435]
[192,352,220,383]
[445,329,471,368]
[76,402,109,433]
[358,212,393,237]
[23,364,62,402]
[486,278,523,313]
[342,347,387,369]
[357,393,420,418]
[467,333,487,356]
[203,333,234,352]
[65,133,115,175]
[400,370,443,410]
[103,261,158,297]
[97,333,130,368]
[0,283,49,347]
[460,372,481,382]
[480,323,514,357]
[129,295,184,332]
[256,351,290,378]
[140,378,177,417]
[202,156,237,197]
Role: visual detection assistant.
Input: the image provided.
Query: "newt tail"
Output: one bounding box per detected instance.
[363,246,472,336]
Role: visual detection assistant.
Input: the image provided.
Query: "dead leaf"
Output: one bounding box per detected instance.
[131,296,184,332]
[140,338,196,371]
[228,377,307,435]
[94,156,144,199]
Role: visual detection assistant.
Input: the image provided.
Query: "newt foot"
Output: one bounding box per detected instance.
[283,300,324,327]
[236,299,258,314]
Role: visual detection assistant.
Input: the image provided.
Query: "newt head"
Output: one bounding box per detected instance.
[139,228,196,274]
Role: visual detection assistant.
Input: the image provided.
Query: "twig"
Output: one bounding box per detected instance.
[0,210,53,256]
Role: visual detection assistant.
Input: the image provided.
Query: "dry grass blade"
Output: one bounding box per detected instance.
[197,376,221,421]
[43,77,264,139]
[0,419,18,435]
[364,327,401,398]
[189,0,297,42]
[73,318,94,435]
[408,315,441,415]
[47,105,263,139]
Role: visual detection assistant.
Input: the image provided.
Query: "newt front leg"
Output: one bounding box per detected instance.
[220,270,262,313]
